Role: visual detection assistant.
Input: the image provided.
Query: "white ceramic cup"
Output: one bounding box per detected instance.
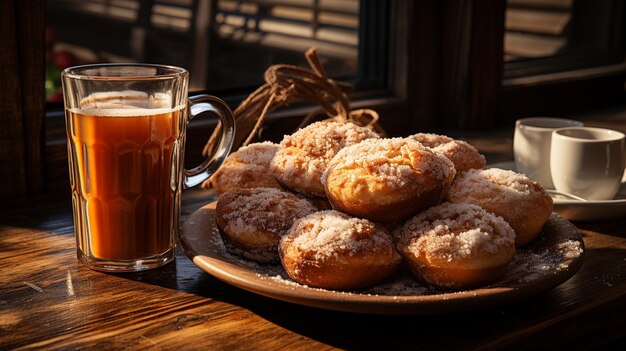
[514,117,584,188]
[550,127,625,200]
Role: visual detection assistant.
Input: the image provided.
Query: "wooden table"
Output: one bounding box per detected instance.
[2,138,626,350]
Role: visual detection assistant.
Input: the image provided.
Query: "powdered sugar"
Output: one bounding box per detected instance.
[451,168,537,197]
[446,168,553,240]
[510,239,583,282]
[409,133,486,171]
[217,188,317,237]
[208,224,285,273]
[232,141,278,164]
[362,274,434,296]
[210,142,281,194]
[282,210,394,260]
[203,211,583,296]
[270,121,380,196]
[322,138,456,189]
[395,202,515,262]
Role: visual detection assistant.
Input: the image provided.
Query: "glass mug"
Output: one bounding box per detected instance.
[61,64,235,272]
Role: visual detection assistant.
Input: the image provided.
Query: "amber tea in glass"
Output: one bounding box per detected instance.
[62,64,235,272]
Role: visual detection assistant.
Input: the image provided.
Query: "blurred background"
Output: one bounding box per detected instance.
[45,0,362,100]
[45,0,625,103]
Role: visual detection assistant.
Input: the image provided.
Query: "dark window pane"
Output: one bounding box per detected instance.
[504,0,624,77]
[46,0,361,100]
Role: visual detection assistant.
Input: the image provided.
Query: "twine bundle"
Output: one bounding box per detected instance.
[202,48,385,159]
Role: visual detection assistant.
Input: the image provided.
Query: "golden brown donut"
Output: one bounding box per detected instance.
[216,188,318,263]
[270,121,380,197]
[394,202,516,290]
[279,210,402,290]
[322,138,456,222]
[209,142,282,195]
[408,133,486,172]
[446,168,553,247]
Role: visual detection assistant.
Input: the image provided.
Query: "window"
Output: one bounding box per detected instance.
[504,0,625,78]
[501,0,626,120]
[46,0,388,102]
[43,0,626,129]
[505,0,574,62]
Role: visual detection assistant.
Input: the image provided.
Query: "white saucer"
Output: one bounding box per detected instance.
[487,161,626,222]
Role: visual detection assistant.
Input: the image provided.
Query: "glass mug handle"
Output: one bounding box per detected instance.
[184,94,236,188]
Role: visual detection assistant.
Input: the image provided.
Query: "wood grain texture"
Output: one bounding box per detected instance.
[0,0,28,195]
[466,0,505,129]
[440,0,505,130]
[17,0,46,193]
[404,0,442,132]
[0,0,45,197]
[0,185,625,350]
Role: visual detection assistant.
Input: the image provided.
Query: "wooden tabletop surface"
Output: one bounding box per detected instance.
[2,126,626,350]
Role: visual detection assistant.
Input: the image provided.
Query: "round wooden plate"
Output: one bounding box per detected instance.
[180,202,585,314]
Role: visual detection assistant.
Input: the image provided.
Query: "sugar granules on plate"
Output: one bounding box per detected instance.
[508,238,583,283]
[208,220,583,296]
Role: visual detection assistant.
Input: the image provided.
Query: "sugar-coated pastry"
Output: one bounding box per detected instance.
[322,138,456,222]
[279,210,402,290]
[270,121,380,197]
[216,188,318,263]
[408,133,486,172]
[394,202,516,289]
[446,168,553,247]
[209,142,282,195]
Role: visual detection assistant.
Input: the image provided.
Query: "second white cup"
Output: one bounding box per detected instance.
[550,127,625,200]
[514,117,584,189]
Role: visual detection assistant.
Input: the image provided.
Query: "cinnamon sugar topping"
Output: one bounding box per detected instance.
[409,133,486,171]
[446,168,552,228]
[283,210,394,260]
[210,142,281,194]
[322,138,456,189]
[270,121,380,195]
[451,168,537,196]
[204,212,582,296]
[232,141,278,164]
[218,188,317,236]
[395,202,515,262]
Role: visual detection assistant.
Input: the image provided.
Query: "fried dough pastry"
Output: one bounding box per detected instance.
[408,133,486,172]
[280,210,401,290]
[446,168,553,247]
[322,138,456,222]
[270,121,379,197]
[216,188,318,262]
[395,202,515,289]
